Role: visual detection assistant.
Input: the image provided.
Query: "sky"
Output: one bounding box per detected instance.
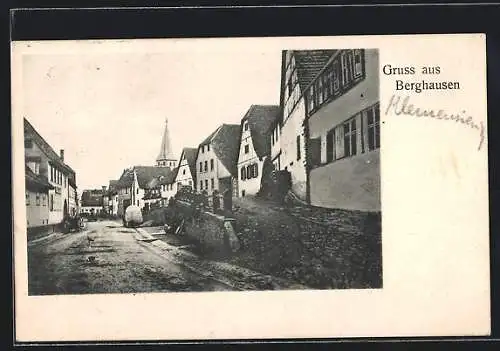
[21,40,282,191]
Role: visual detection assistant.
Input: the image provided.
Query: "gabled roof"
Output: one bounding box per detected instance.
[25,166,54,192]
[158,167,178,185]
[106,180,119,195]
[292,50,337,92]
[241,105,280,159]
[176,147,198,183]
[199,124,241,177]
[116,168,135,188]
[24,118,75,175]
[81,189,103,207]
[134,166,173,189]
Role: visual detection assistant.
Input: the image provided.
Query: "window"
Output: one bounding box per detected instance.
[43,194,47,206]
[306,50,365,115]
[50,194,54,211]
[367,105,380,151]
[34,162,40,175]
[244,145,249,154]
[201,145,204,153]
[204,161,208,172]
[244,122,248,131]
[254,164,259,178]
[326,129,335,162]
[137,200,139,206]
[183,169,186,175]
[26,192,30,205]
[189,180,192,187]
[36,194,40,206]
[136,188,139,194]
[207,144,210,152]
[200,180,203,190]
[354,49,364,78]
[210,159,214,171]
[199,162,203,172]
[205,179,208,189]
[211,178,214,189]
[241,167,246,180]
[344,118,357,157]
[296,135,301,160]
[24,139,33,148]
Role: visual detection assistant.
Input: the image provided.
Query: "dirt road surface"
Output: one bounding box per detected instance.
[27,220,235,295]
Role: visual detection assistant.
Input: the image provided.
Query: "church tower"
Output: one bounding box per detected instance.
[156,118,177,168]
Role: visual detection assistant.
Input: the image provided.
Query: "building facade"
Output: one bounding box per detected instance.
[80,189,104,215]
[25,167,53,228]
[174,147,197,191]
[24,118,77,227]
[196,124,240,196]
[306,49,380,211]
[237,105,280,197]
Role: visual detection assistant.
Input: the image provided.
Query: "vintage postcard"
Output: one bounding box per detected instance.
[11,34,489,341]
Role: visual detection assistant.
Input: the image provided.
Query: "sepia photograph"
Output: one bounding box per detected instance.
[12,33,489,342]
[23,46,381,295]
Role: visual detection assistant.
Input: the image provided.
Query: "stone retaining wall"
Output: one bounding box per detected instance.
[175,200,240,253]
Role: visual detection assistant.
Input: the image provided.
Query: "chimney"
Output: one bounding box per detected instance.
[60,149,65,162]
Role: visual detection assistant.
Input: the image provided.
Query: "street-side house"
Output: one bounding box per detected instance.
[80,189,104,215]
[142,177,163,212]
[131,166,174,210]
[25,166,53,229]
[116,168,134,217]
[276,50,337,201]
[159,167,178,205]
[24,118,77,227]
[196,124,240,197]
[106,180,119,216]
[174,147,197,191]
[68,176,78,216]
[306,49,380,211]
[236,105,281,197]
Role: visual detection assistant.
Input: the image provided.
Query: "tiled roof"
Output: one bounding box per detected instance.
[24,118,76,175]
[293,50,337,92]
[241,105,281,159]
[206,124,241,177]
[134,166,173,189]
[25,166,54,192]
[159,166,178,185]
[81,189,103,207]
[116,168,135,188]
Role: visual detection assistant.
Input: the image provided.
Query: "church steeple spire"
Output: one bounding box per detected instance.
[156,118,177,168]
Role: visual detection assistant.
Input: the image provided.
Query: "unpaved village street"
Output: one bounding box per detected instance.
[27,220,235,295]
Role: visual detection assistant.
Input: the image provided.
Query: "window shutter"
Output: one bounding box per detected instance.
[309,137,322,167]
[326,131,334,163]
[254,164,259,178]
[335,124,345,159]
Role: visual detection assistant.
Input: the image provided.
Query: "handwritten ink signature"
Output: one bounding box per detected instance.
[385,95,485,151]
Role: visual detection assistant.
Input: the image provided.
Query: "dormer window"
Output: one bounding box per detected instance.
[244,122,249,131]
